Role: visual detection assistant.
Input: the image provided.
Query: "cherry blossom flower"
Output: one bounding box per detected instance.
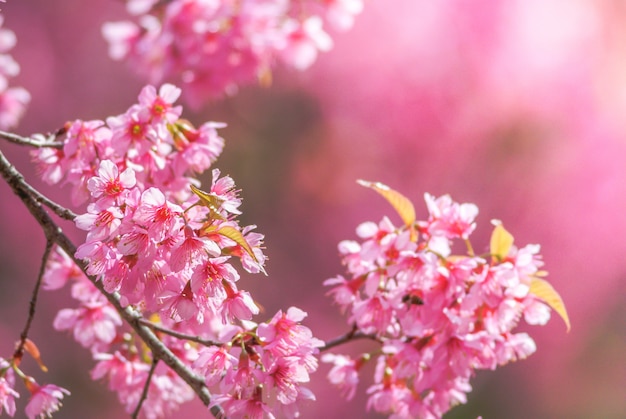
[220,283,259,323]
[87,160,137,207]
[53,300,122,350]
[42,247,88,291]
[138,83,182,123]
[132,187,183,241]
[0,358,18,417]
[24,382,70,419]
[0,15,29,129]
[423,193,479,240]
[193,346,237,386]
[320,353,360,400]
[278,16,333,71]
[75,204,124,241]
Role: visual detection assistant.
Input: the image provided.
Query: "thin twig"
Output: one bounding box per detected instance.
[132,357,159,419]
[319,326,379,352]
[139,319,221,347]
[0,149,227,419]
[0,130,64,148]
[13,239,54,361]
[30,187,77,221]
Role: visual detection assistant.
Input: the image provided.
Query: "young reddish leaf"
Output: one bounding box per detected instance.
[217,225,266,275]
[529,277,571,332]
[357,179,416,228]
[23,338,48,372]
[490,220,514,261]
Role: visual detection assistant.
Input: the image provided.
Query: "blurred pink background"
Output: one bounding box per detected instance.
[1,0,625,418]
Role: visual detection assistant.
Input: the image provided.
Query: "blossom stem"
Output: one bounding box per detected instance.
[0,149,228,419]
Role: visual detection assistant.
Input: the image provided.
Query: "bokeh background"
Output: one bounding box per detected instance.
[1,0,626,418]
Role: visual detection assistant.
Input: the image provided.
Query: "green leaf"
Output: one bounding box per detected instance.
[490,220,514,261]
[357,180,416,228]
[217,225,266,275]
[529,277,571,332]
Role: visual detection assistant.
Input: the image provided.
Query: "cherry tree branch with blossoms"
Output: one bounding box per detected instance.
[0,85,570,419]
[0,1,572,418]
[0,144,225,418]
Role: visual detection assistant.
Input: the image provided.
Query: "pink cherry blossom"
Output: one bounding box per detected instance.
[220,283,259,323]
[173,122,225,176]
[87,160,136,207]
[169,228,220,272]
[53,300,122,350]
[24,382,70,419]
[62,120,111,172]
[320,353,360,400]
[279,16,333,71]
[210,390,276,419]
[106,107,156,156]
[42,247,88,291]
[138,83,182,123]
[0,15,29,129]
[324,0,364,30]
[91,351,148,393]
[423,193,479,240]
[132,187,183,241]
[75,240,118,276]
[193,346,237,386]
[0,358,18,417]
[75,204,124,241]
[140,368,195,419]
[161,280,199,322]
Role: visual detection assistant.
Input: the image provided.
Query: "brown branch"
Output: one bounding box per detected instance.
[0,149,226,419]
[139,318,222,347]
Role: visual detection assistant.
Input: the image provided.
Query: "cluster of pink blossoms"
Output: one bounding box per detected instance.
[31,83,320,417]
[0,14,30,129]
[103,0,363,105]
[323,192,553,418]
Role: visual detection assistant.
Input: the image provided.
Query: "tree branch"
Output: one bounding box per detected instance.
[132,357,159,419]
[0,150,76,220]
[0,129,64,149]
[13,239,54,363]
[0,149,226,419]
